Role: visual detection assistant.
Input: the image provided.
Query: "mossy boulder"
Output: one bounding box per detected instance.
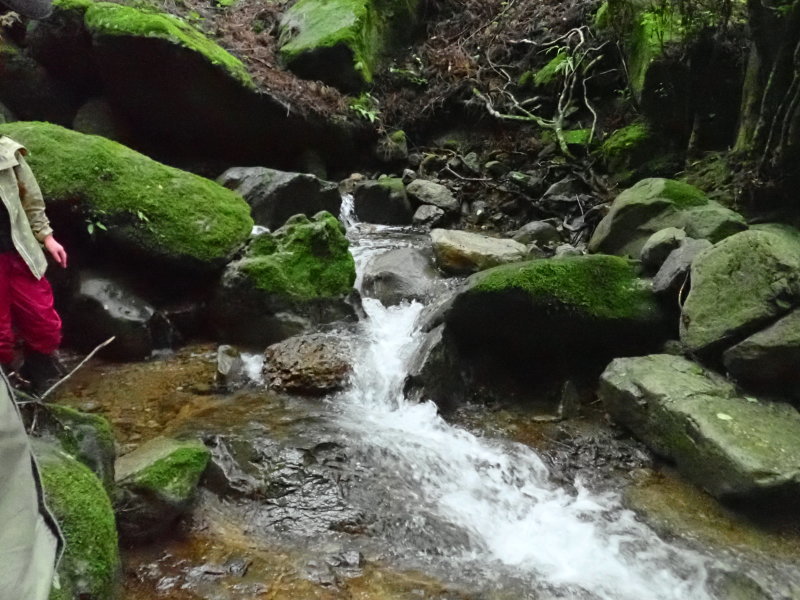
[600,354,800,503]
[115,436,210,542]
[444,255,669,364]
[680,227,800,357]
[353,177,413,225]
[34,441,120,600]
[597,121,675,183]
[0,121,253,273]
[278,0,421,92]
[211,212,357,345]
[588,178,747,257]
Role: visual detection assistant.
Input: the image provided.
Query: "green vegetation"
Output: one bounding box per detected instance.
[36,443,119,600]
[129,443,210,501]
[533,50,570,87]
[0,122,253,268]
[238,212,356,299]
[472,255,655,320]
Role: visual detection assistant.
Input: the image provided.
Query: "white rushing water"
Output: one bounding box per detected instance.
[334,198,713,600]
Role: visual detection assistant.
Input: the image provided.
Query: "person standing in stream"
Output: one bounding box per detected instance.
[0,135,68,393]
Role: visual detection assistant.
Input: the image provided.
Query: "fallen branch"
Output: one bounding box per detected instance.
[40,336,116,400]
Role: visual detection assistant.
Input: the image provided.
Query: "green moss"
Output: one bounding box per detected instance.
[239,211,355,299]
[84,2,253,86]
[562,128,593,146]
[534,50,569,87]
[624,5,682,96]
[389,129,407,144]
[132,445,210,501]
[52,0,93,12]
[594,1,610,29]
[472,255,653,320]
[0,122,253,267]
[36,444,119,600]
[600,122,651,159]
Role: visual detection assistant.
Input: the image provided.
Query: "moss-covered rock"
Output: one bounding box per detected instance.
[211,212,357,345]
[353,177,413,224]
[533,50,569,87]
[680,227,800,356]
[0,121,253,272]
[597,121,673,183]
[444,254,669,364]
[588,178,747,257]
[600,354,800,503]
[278,0,421,92]
[34,441,120,600]
[115,436,210,542]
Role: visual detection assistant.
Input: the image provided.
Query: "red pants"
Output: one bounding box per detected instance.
[0,252,61,364]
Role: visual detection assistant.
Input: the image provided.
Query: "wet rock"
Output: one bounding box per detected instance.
[652,238,712,295]
[338,172,366,195]
[640,227,687,272]
[264,333,352,395]
[34,440,120,600]
[406,179,460,212]
[210,213,357,346]
[63,272,177,361]
[680,227,800,356]
[353,178,413,225]
[412,204,445,228]
[115,436,210,542]
[403,324,467,412]
[361,247,440,305]
[39,404,116,492]
[589,178,747,257]
[512,221,562,246]
[599,354,800,502]
[430,229,527,274]
[218,166,341,230]
[723,309,800,398]
[215,345,247,391]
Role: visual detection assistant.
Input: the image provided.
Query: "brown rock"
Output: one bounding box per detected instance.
[264,333,352,395]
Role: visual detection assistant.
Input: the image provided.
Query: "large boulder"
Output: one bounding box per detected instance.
[353,178,412,225]
[115,436,210,542]
[278,0,420,92]
[361,247,440,305]
[211,212,357,346]
[680,227,800,356]
[34,441,120,600]
[588,178,747,257]
[599,354,800,502]
[431,229,527,274]
[264,332,353,395]
[217,167,341,231]
[27,0,361,169]
[0,122,253,274]
[723,309,800,398]
[63,272,176,361]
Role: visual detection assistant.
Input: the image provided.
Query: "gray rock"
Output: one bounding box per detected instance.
[543,175,584,198]
[412,204,445,227]
[589,178,747,257]
[512,221,562,246]
[680,227,800,356]
[218,166,340,230]
[403,324,466,412]
[484,160,509,177]
[361,247,440,305]
[406,179,459,212]
[462,152,480,175]
[401,168,416,184]
[353,178,413,225]
[216,345,247,391]
[640,227,687,272]
[72,97,130,143]
[115,437,210,541]
[652,238,712,295]
[63,272,176,361]
[264,332,352,395]
[430,229,527,274]
[599,354,800,502]
[554,244,583,257]
[723,309,800,397]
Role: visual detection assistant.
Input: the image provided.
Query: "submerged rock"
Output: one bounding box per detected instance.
[588,178,746,257]
[211,212,356,346]
[264,332,352,395]
[115,436,210,542]
[361,247,439,305]
[431,229,527,274]
[680,227,800,356]
[218,167,341,231]
[35,440,120,600]
[353,178,413,225]
[599,354,800,503]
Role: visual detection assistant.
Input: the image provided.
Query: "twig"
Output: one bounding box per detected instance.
[40,336,116,399]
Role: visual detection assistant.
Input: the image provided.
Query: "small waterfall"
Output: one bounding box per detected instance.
[334,199,713,600]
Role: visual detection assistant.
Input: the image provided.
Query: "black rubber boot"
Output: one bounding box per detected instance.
[20,350,64,396]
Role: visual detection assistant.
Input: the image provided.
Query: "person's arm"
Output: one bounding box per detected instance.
[15,155,67,268]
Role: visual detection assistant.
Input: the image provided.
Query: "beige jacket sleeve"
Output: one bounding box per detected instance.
[14,155,53,243]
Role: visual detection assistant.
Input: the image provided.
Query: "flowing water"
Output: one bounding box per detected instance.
[331,196,713,600]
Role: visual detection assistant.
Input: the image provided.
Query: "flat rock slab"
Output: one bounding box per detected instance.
[431,228,526,274]
[600,354,800,502]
